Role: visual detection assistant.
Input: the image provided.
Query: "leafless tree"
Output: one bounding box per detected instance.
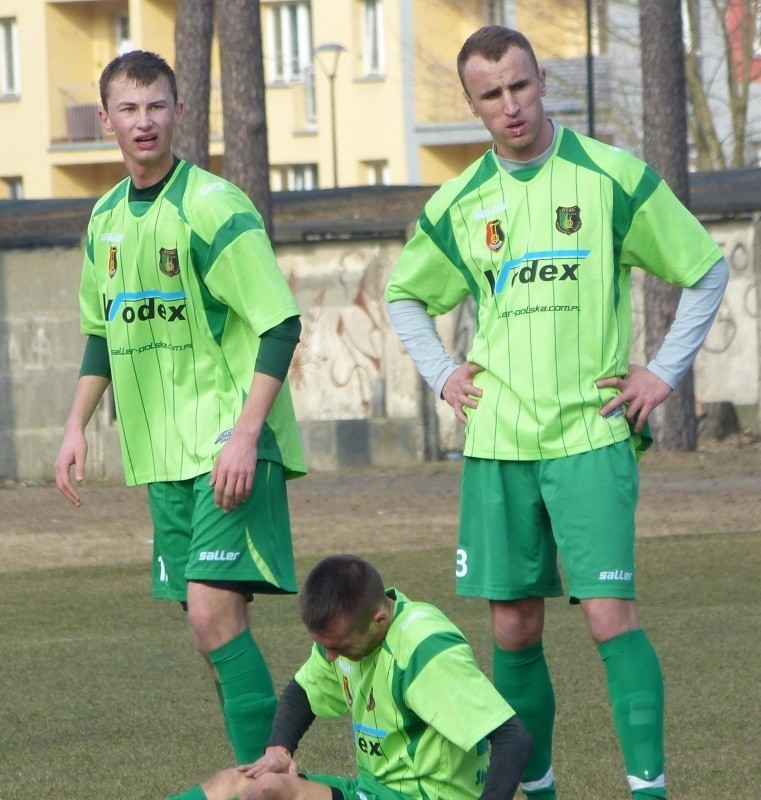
[216,0,273,237]
[640,0,699,450]
[173,0,214,169]
[684,0,761,169]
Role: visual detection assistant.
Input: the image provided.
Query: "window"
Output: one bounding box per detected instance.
[115,13,132,56]
[363,0,385,76]
[1,176,23,199]
[271,163,318,191]
[363,160,389,185]
[266,1,313,84]
[0,18,20,97]
[485,0,510,26]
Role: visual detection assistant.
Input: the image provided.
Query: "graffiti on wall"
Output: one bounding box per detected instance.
[288,246,392,418]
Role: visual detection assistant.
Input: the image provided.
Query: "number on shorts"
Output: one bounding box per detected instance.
[455,548,468,578]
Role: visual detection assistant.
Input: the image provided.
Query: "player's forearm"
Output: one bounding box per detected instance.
[386,299,459,398]
[647,257,728,388]
[480,715,533,800]
[233,372,284,443]
[63,374,111,434]
[266,678,316,755]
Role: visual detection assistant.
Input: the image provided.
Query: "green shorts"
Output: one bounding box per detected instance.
[305,772,415,800]
[456,441,639,602]
[148,460,297,602]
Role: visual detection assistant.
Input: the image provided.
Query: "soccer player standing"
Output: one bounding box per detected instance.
[54,50,305,764]
[384,26,728,800]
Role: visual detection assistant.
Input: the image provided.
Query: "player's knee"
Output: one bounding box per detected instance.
[490,599,544,649]
[202,766,251,800]
[582,598,638,644]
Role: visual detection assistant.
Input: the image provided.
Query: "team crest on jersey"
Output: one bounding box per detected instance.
[159,247,180,277]
[343,676,353,706]
[555,206,582,235]
[485,219,505,252]
[108,246,118,278]
[366,689,376,711]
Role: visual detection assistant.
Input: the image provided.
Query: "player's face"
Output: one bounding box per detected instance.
[100,75,183,185]
[310,614,383,662]
[462,46,552,162]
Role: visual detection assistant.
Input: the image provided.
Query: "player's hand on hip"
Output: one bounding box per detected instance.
[210,435,257,512]
[597,363,673,432]
[54,430,88,507]
[442,362,484,423]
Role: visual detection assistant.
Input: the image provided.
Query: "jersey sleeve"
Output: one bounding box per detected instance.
[79,228,106,338]
[186,181,300,337]
[385,213,471,316]
[294,644,350,719]
[621,175,723,287]
[401,631,514,753]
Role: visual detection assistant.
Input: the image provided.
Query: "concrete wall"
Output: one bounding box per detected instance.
[1,215,759,481]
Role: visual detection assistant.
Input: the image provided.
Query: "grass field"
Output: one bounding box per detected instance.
[1,531,759,800]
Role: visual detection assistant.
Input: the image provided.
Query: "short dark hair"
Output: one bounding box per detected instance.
[300,555,387,634]
[456,25,540,91]
[99,50,178,109]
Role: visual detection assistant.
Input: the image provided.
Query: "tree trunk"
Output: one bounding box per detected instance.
[216,0,273,237]
[639,0,698,450]
[173,0,214,169]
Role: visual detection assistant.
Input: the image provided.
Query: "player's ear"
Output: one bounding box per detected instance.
[99,108,114,133]
[464,91,478,117]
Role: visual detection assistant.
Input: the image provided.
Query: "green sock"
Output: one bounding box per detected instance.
[493,641,557,799]
[599,628,668,799]
[164,786,207,800]
[215,679,235,743]
[209,629,277,764]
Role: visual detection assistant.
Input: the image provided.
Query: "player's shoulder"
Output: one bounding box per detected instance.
[387,591,462,655]
[177,162,264,233]
[90,176,130,220]
[180,163,253,210]
[557,126,654,191]
[421,150,497,225]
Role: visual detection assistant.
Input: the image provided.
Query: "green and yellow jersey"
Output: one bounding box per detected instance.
[386,126,722,460]
[295,589,514,800]
[80,160,305,485]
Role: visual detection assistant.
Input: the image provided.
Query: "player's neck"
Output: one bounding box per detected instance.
[127,152,177,190]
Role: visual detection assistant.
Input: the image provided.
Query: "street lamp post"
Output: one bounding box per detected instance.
[313,42,346,188]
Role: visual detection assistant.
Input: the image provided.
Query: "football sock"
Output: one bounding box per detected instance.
[599,628,668,799]
[164,786,207,800]
[209,628,278,764]
[493,641,557,799]
[215,679,235,743]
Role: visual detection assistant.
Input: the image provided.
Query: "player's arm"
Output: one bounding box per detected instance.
[598,257,728,430]
[238,678,316,778]
[211,315,301,512]
[55,335,112,507]
[480,715,533,800]
[386,299,482,423]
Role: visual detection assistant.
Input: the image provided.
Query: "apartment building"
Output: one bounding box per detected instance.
[0,0,613,200]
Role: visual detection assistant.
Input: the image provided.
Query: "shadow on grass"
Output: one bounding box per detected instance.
[0,532,758,799]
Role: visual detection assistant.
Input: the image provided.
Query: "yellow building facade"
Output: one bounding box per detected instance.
[0,0,596,199]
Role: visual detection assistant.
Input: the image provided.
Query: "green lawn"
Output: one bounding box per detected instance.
[1,532,759,799]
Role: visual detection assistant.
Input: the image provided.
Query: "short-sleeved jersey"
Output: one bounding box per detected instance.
[80,160,306,485]
[294,589,514,800]
[385,126,723,460]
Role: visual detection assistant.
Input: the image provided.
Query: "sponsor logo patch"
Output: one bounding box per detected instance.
[108,246,118,278]
[555,205,582,235]
[159,247,180,277]
[485,219,505,252]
